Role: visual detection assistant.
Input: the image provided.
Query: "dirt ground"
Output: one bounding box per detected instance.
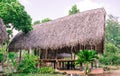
[56,68,120,76]
[103,70,120,76]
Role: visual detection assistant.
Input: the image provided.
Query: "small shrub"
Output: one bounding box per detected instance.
[99,42,120,65]
[99,52,120,65]
[0,53,4,62]
[17,54,38,73]
[8,52,16,66]
[106,43,119,53]
[38,67,55,74]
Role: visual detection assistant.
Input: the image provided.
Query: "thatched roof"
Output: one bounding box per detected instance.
[8,8,106,52]
[0,19,7,45]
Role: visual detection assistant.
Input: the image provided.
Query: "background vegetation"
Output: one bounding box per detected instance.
[99,15,120,65]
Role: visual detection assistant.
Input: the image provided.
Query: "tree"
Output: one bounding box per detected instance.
[0,0,32,35]
[69,5,80,15]
[106,15,120,48]
[41,18,51,23]
[33,20,40,25]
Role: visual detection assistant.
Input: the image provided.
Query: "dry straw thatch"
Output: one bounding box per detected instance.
[8,8,106,53]
[0,19,7,45]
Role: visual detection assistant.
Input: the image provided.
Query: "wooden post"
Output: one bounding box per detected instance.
[34,48,37,56]
[71,47,73,59]
[83,45,85,50]
[39,50,41,59]
[90,45,92,50]
[62,62,64,69]
[28,50,30,54]
[74,53,76,60]
[19,50,22,62]
[55,50,57,59]
[53,62,56,69]
[71,53,72,59]
[91,62,93,69]
[29,48,32,54]
[45,50,48,59]
[80,63,83,71]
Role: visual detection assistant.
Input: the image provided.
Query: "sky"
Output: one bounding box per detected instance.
[13,0,120,36]
[19,0,120,22]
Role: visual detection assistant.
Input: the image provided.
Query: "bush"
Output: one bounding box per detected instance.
[0,53,4,62]
[38,67,55,74]
[99,52,120,65]
[106,43,119,53]
[8,52,16,66]
[99,42,120,65]
[17,54,38,73]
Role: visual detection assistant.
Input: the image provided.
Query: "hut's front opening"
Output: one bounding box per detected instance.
[18,44,102,70]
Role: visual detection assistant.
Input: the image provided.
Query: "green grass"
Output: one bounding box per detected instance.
[7,73,67,76]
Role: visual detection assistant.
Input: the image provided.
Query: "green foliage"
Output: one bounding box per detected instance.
[99,52,120,65]
[76,50,98,74]
[69,5,79,15]
[38,67,55,74]
[33,20,40,25]
[0,0,32,33]
[41,18,52,23]
[99,42,120,65]
[100,15,120,66]
[17,54,38,73]
[106,15,120,49]
[0,53,4,62]
[0,46,7,63]
[106,42,119,53]
[76,50,98,65]
[8,52,16,66]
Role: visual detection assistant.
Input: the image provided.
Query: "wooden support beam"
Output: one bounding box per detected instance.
[19,50,22,62]
[55,50,57,59]
[28,50,30,54]
[29,48,32,54]
[53,61,56,69]
[74,53,75,60]
[39,50,41,59]
[62,62,64,69]
[71,47,73,59]
[45,50,48,59]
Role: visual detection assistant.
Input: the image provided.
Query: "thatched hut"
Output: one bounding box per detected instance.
[8,8,106,69]
[8,8,106,54]
[0,19,7,45]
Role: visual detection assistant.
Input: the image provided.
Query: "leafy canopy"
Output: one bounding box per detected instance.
[69,5,80,15]
[42,18,52,23]
[33,18,52,25]
[106,15,120,48]
[33,20,40,25]
[0,0,32,33]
